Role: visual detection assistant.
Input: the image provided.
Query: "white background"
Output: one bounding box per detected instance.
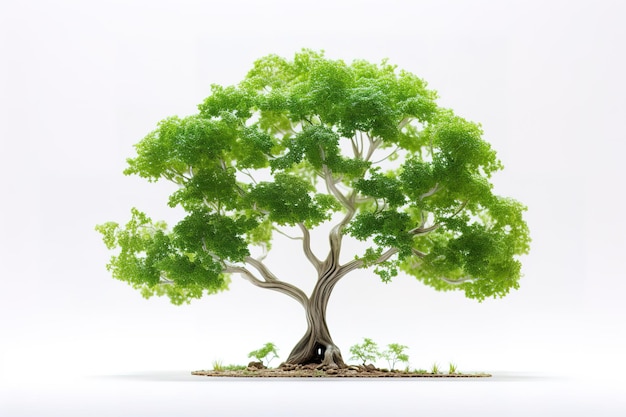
[1,0,625,415]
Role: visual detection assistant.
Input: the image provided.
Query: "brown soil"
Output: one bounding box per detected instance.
[192,363,491,378]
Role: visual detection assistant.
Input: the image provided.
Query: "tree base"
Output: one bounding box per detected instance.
[192,364,491,378]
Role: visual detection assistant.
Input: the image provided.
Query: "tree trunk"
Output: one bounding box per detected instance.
[285,268,346,368]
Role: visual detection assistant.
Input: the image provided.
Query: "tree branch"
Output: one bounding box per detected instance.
[419,183,440,200]
[398,117,412,130]
[245,256,279,282]
[241,169,258,185]
[438,276,474,285]
[201,239,225,263]
[350,134,362,159]
[326,190,356,265]
[364,135,383,162]
[409,223,440,235]
[159,276,174,285]
[225,264,308,307]
[323,165,351,209]
[448,200,468,219]
[339,247,399,275]
[359,131,365,158]
[370,145,400,165]
[273,227,302,241]
[298,223,322,272]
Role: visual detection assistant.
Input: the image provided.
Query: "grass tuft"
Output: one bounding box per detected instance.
[212,360,224,371]
[448,362,458,374]
[431,363,440,374]
[212,360,246,371]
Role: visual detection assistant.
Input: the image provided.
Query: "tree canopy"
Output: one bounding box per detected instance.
[97,49,529,306]
[97,49,529,366]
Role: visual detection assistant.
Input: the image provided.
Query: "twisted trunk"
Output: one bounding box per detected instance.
[285,266,346,368]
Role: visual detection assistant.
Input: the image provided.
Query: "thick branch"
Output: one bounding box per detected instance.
[350,134,362,159]
[225,264,308,307]
[245,256,278,282]
[321,164,357,264]
[326,192,356,265]
[298,223,322,272]
[323,165,351,209]
[339,247,399,276]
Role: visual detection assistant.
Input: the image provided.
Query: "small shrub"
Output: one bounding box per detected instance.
[349,338,380,365]
[381,343,409,370]
[248,342,279,367]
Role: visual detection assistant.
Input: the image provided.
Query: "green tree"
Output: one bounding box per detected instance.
[96,50,530,369]
[381,343,409,370]
[248,342,279,367]
[349,338,381,365]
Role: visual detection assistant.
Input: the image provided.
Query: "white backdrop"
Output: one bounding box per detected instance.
[1,0,625,415]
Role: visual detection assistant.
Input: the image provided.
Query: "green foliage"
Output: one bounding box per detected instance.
[448,362,458,374]
[349,338,380,365]
[431,363,440,374]
[246,173,338,227]
[94,208,230,305]
[349,339,409,369]
[247,342,279,367]
[354,168,406,207]
[381,343,410,370]
[211,360,223,371]
[212,361,246,371]
[97,48,529,307]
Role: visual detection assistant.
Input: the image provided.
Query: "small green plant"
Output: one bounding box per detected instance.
[227,364,247,371]
[413,369,428,374]
[349,338,380,365]
[248,342,279,367]
[431,363,440,374]
[212,360,246,371]
[381,343,409,370]
[448,362,458,374]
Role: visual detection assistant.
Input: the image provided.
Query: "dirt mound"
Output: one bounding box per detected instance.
[192,363,490,378]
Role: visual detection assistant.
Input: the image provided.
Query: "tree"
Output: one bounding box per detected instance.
[349,338,380,366]
[381,343,409,370]
[96,49,530,369]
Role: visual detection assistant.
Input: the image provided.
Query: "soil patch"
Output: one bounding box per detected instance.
[192,363,491,378]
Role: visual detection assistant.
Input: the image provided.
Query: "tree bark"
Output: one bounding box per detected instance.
[285,267,346,368]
